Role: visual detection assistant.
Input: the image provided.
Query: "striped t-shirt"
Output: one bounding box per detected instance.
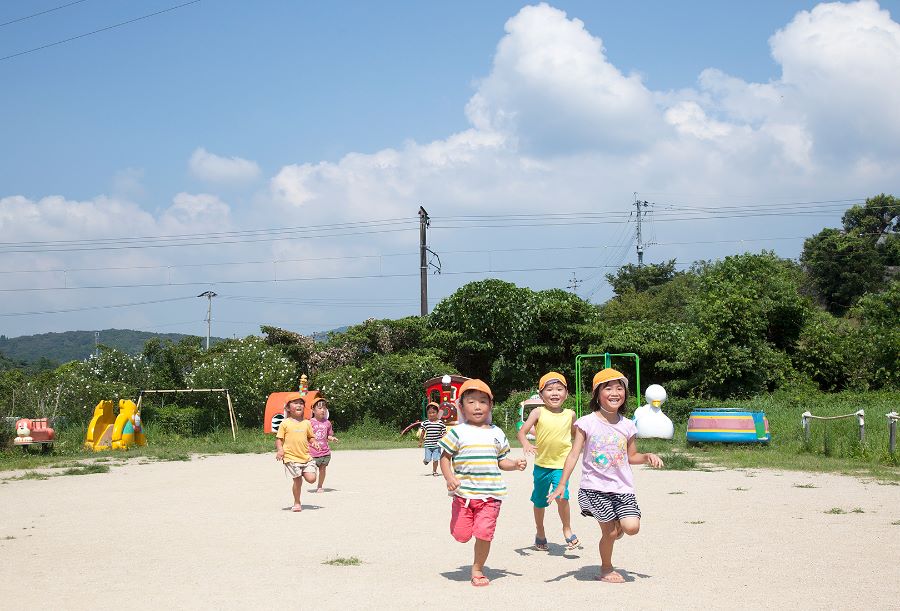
[438,424,511,500]
[419,419,447,448]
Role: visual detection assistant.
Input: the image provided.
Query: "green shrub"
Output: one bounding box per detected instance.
[151,404,204,436]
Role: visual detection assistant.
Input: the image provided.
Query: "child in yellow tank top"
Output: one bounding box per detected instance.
[517,372,578,551]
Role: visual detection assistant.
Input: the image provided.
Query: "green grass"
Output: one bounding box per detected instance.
[825,507,847,514]
[851,507,865,514]
[60,464,110,476]
[793,483,818,488]
[658,452,697,471]
[685,520,705,525]
[731,487,749,491]
[322,556,362,566]
[668,490,686,495]
[892,520,900,525]
[9,471,50,481]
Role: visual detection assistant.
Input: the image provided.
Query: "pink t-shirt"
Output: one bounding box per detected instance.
[575,412,637,494]
[310,418,333,457]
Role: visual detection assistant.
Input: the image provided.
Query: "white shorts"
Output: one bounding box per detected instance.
[284,461,317,478]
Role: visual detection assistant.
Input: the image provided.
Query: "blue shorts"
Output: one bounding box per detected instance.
[531,465,569,508]
[423,446,443,462]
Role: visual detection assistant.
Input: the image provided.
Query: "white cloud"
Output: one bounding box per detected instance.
[189,147,261,184]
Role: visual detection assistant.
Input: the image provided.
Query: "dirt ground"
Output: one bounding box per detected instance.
[1,448,898,610]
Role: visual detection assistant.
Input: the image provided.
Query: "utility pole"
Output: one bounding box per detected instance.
[419,206,430,316]
[567,272,581,293]
[198,291,217,350]
[94,331,100,357]
[634,193,651,267]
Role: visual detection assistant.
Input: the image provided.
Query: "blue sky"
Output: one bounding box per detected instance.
[2,0,899,340]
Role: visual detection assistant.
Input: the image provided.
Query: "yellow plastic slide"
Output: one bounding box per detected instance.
[84,399,147,451]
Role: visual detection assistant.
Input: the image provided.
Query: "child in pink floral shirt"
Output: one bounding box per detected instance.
[549,368,664,583]
[310,399,339,493]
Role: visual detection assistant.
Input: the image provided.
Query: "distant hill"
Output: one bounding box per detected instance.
[0,329,224,366]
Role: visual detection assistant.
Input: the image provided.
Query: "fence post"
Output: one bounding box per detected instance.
[888,412,898,454]
[856,409,865,444]
[801,411,811,444]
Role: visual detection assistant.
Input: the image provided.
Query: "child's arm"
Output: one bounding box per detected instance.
[328,422,338,443]
[627,437,664,468]
[440,452,460,492]
[516,407,540,455]
[498,456,527,471]
[547,427,585,503]
[307,424,321,452]
[275,438,285,462]
[417,427,425,447]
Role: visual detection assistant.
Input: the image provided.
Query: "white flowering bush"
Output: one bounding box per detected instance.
[314,352,455,428]
[54,348,150,425]
[188,337,297,427]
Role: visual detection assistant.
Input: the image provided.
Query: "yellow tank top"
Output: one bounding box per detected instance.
[534,406,575,469]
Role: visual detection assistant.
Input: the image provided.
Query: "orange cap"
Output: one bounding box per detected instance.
[592,368,628,393]
[539,372,568,391]
[458,378,493,400]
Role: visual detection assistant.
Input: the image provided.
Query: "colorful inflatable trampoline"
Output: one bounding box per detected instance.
[686,408,770,443]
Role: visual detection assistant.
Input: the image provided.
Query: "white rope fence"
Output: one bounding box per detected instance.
[801,410,865,444]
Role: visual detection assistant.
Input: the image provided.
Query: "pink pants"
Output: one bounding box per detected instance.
[450,496,501,542]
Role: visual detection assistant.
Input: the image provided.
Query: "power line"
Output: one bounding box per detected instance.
[0,0,201,62]
[0,296,194,317]
[0,0,91,28]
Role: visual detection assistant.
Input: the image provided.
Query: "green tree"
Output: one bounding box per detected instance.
[686,252,811,397]
[849,281,900,388]
[142,336,204,389]
[801,194,900,314]
[605,259,680,296]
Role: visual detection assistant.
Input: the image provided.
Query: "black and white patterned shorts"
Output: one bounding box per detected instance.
[578,489,641,522]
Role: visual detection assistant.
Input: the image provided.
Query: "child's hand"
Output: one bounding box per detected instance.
[329,436,339,443]
[275,449,284,462]
[547,485,565,504]
[446,475,461,492]
[311,440,321,451]
[515,457,527,471]
[646,453,664,468]
[522,441,537,455]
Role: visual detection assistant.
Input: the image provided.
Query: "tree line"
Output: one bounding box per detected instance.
[1,195,897,432]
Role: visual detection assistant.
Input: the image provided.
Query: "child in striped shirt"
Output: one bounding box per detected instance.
[418,402,446,476]
[439,379,527,587]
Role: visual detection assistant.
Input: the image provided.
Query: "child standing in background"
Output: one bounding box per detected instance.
[310,398,338,493]
[418,402,446,476]
[275,397,321,512]
[439,379,527,587]
[517,372,578,550]
[549,368,664,582]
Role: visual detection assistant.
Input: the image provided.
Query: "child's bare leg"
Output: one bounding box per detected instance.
[431,460,439,474]
[533,506,546,541]
[302,471,317,485]
[557,498,573,539]
[598,521,623,582]
[291,477,302,510]
[317,465,327,491]
[472,538,491,580]
[618,517,640,536]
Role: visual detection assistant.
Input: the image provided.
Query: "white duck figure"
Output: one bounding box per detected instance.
[634,384,674,439]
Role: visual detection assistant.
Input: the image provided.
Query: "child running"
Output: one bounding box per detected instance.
[310,398,339,493]
[548,368,664,583]
[418,402,446,476]
[275,397,321,512]
[439,379,527,587]
[517,371,578,551]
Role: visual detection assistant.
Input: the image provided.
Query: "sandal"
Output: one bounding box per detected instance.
[565,534,580,549]
[291,504,302,512]
[534,536,548,551]
[471,575,490,587]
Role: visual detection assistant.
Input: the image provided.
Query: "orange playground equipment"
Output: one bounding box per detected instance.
[401,374,468,435]
[264,374,325,434]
